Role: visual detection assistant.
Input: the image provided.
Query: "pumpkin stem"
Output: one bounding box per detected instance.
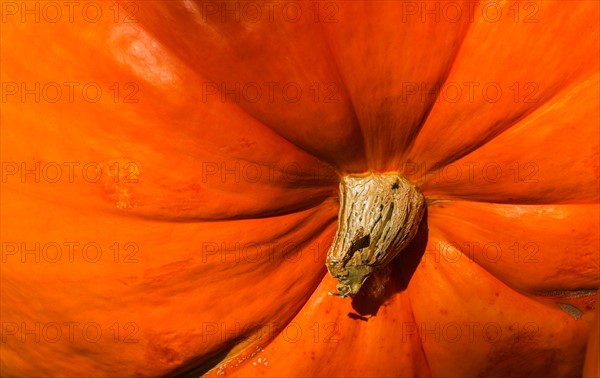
[326,173,425,298]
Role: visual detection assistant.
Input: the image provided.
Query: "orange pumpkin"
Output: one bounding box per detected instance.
[1,1,598,376]
[584,292,600,377]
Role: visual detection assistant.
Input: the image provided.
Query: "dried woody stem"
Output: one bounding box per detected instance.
[326,173,425,298]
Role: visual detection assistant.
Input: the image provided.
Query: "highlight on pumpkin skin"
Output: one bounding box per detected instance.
[326,173,425,297]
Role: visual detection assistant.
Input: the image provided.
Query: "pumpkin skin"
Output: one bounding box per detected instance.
[1,1,599,377]
[583,292,600,377]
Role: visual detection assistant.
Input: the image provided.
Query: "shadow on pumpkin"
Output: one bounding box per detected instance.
[174,345,235,377]
[349,207,429,320]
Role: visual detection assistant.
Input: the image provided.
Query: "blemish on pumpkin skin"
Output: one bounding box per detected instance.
[116,187,132,209]
[96,159,141,210]
[481,343,566,377]
[557,303,583,320]
[144,340,182,367]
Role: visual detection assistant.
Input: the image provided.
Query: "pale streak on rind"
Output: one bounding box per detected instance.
[326,173,425,297]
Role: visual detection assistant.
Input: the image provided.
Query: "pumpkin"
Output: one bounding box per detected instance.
[584,291,600,377]
[1,0,598,376]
